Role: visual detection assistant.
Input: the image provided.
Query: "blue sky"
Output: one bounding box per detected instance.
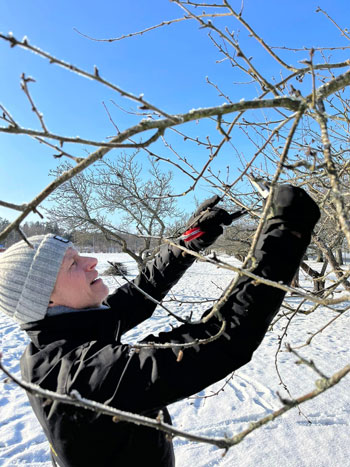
[1,0,350,223]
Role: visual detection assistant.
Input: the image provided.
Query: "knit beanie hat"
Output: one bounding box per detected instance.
[0,234,73,324]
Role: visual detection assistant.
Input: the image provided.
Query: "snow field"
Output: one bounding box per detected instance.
[0,253,349,466]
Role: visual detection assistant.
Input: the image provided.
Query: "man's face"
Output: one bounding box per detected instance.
[50,248,109,309]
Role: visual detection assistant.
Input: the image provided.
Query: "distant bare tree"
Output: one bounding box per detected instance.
[47,154,182,268]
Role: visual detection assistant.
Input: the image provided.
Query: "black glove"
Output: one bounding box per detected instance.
[269,185,320,233]
[181,195,241,251]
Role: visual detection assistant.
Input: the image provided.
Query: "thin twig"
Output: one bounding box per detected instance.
[316,7,350,42]
[222,0,297,72]
[20,73,48,132]
[0,33,174,120]
[73,13,232,43]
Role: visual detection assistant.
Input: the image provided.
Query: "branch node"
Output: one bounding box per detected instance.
[70,389,81,399]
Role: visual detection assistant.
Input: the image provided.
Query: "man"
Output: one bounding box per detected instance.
[0,185,320,467]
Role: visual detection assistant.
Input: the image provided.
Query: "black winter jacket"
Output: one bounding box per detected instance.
[20,217,314,467]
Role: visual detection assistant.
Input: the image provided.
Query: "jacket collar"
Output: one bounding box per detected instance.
[20,306,120,348]
[46,304,109,317]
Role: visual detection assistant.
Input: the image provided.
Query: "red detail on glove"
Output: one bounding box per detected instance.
[182,227,205,242]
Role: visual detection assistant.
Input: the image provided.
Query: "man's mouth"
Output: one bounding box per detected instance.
[90,277,101,285]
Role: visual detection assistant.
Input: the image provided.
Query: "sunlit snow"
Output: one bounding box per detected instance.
[0,253,349,466]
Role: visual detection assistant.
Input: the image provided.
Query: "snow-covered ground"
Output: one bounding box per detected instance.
[0,253,349,466]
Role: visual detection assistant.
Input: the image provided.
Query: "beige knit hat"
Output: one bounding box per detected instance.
[0,234,73,324]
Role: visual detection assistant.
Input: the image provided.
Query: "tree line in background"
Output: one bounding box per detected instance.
[0,205,260,261]
[0,216,156,254]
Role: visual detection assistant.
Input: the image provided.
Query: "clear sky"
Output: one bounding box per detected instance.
[1,0,350,223]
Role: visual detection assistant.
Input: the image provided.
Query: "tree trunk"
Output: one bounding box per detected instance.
[300,261,326,296]
[336,248,344,266]
[314,236,350,291]
[291,268,300,288]
[315,249,324,262]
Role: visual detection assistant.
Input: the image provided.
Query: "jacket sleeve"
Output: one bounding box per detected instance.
[105,242,197,335]
[69,218,313,415]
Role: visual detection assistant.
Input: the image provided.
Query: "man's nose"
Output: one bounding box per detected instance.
[85,257,98,270]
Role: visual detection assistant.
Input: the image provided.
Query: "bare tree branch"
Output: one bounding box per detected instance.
[1,353,349,452]
[73,12,232,43]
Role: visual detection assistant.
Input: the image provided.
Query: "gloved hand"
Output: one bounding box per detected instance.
[269,185,320,234]
[181,195,242,251]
